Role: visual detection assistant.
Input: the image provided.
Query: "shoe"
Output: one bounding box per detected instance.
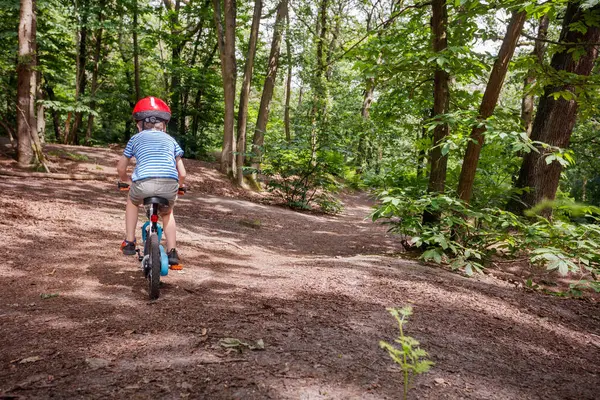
[121,239,136,255]
[167,248,180,265]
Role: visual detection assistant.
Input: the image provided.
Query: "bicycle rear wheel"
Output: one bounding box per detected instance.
[148,233,161,300]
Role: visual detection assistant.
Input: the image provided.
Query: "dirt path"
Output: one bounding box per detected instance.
[0,145,599,399]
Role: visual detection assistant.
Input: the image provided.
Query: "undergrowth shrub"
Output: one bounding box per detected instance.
[372,188,600,290]
[262,140,343,213]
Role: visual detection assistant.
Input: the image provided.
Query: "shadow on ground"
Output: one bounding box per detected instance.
[1,162,599,400]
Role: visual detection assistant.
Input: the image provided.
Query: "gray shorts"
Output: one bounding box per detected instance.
[129,178,179,210]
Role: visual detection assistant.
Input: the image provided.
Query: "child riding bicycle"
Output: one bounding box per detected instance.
[117,96,187,266]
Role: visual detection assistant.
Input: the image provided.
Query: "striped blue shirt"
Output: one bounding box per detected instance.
[124,130,184,182]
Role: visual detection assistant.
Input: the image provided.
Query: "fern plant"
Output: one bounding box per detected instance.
[380,306,434,400]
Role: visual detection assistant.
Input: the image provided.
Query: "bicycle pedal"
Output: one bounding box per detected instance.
[169,264,183,270]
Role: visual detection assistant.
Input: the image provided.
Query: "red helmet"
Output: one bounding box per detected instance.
[132,96,171,122]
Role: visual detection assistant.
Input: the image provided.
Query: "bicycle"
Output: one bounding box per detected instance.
[118,181,186,300]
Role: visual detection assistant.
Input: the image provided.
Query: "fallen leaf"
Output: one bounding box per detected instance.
[19,355,43,364]
[46,269,56,276]
[220,337,247,350]
[40,293,59,300]
[219,337,265,352]
[201,328,208,336]
[124,330,135,336]
[434,378,446,385]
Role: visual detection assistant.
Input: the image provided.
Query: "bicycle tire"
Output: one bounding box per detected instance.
[148,233,161,300]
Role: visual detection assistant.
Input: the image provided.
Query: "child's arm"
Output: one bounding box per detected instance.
[117,155,132,184]
[176,156,186,186]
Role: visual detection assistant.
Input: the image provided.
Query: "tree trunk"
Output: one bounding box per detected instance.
[45,83,62,141]
[236,0,262,186]
[166,0,182,135]
[64,112,72,142]
[17,0,34,166]
[283,10,292,142]
[190,87,204,147]
[297,85,303,108]
[521,15,549,136]
[456,10,527,203]
[181,27,207,139]
[213,0,237,176]
[27,14,46,171]
[357,76,375,169]
[422,0,450,224]
[68,2,88,145]
[190,43,218,149]
[86,7,104,142]
[325,1,342,80]
[250,0,287,174]
[133,0,141,102]
[117,30,136,141]
[508,4,600,216]
[169,44,182,135]
[36,71,45,144]
[417,109,433,180]
[310,0,329,163]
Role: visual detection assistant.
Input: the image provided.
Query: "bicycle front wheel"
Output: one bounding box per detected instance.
[148,233,161,300]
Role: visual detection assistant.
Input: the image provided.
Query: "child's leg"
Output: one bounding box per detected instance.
[161,209,177,251]
[125,197,139,242]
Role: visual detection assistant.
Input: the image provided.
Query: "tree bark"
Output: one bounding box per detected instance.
[236,0,262,186]
[27,10,46,171]
[357,75,375,169]
[284,10,292,142]
[508,4,600,216]
[181,24,207,139]
[417,109,433,180]
[422,0,450,224]
[45,83,62,141]
[456,10,527,203]
[17,0,34,166]
[86,5,104,142]
[68,1,88,145]
[36,71,45,144]
[310,0,329,163]
[133,0,141,102]
[213,0,237,176]
[190,43,218,151]
[426,0,450,194]
[250,0,287,174]
[325,1,343,80]
[521,15,549,136]
[117,31,136,141]
[164,0,183,134]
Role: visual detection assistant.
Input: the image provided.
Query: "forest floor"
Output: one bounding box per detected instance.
[0,143,599,400]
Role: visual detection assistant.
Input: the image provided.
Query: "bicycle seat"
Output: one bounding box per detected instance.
[143,196,170,206]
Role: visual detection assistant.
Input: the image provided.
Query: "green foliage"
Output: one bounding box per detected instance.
[380,306,434,400]
[372,189,600,282]
[262,139,343,214]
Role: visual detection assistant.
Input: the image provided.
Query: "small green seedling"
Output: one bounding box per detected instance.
[380,306,434,400]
